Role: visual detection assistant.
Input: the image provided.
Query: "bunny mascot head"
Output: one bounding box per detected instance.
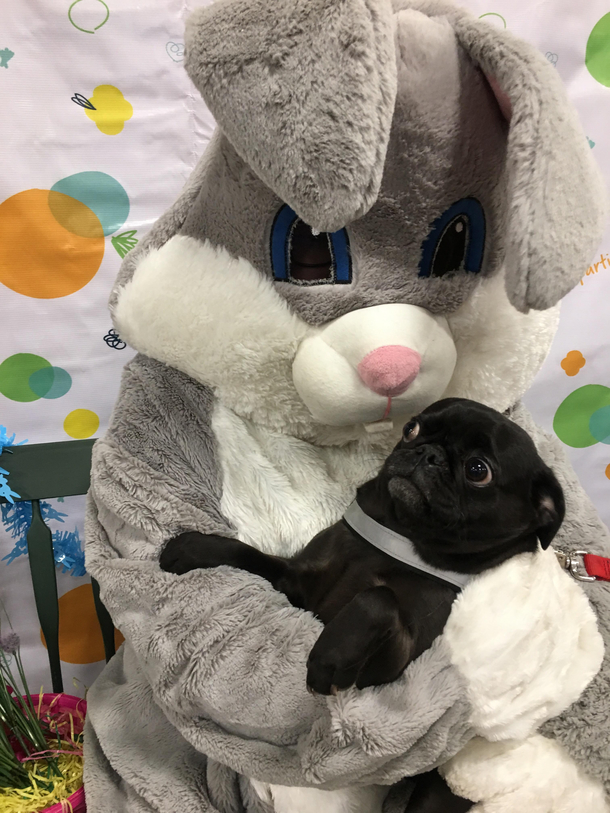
[84,2,610,812]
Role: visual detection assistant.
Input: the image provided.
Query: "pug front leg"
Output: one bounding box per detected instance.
[160,532,289,584]
[306,585,413,694]
[405,770,474,813]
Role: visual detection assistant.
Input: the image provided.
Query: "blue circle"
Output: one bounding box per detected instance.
[29,366,72,399]
[589,405,610,445]
[51,172,129,237]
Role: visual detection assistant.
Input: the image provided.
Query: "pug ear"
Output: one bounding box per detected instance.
[184,0,397,233]
[452,13,608,313]
[532,468,565,550]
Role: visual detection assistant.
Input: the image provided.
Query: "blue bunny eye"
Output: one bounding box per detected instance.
[418,198,486,278]
[271,205,352,285]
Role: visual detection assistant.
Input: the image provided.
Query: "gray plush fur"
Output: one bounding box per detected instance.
[179,14,508,326]
[85,355,474,811]
[84,357,610,809]
[184,0,397,234]
[446,7,608,310]
[111,0,607,327]
[89,0,610,809]
[176,0,606,315]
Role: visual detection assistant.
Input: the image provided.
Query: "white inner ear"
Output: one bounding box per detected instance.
[540,495,555,512]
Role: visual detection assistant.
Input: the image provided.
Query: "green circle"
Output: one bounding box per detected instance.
[68,0,110,34]
[479,12,507,29]
[554,385,610,447]
[0,353,50,402]
[586,13,610,87]
[29,366,72,399]
[590,406,610,445]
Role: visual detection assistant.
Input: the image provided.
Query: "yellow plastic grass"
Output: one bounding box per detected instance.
[0,751,83,813]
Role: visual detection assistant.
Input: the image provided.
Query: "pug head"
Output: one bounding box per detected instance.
[380,398,565,565]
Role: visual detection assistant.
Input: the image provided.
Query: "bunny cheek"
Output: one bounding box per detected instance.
[113,233,556,437]
[113,235,459,436]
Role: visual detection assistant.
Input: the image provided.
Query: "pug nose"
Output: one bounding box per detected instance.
[357,346,421,397]
[416,446,444,467]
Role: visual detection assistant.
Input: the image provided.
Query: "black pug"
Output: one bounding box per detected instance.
[160,398,565,813]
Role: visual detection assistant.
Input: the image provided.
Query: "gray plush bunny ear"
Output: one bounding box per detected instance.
[184,0,397,233]
[452,12,607,312]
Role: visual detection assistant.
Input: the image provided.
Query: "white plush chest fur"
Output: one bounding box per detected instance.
[212,402,395,813]
[212,402,397,556]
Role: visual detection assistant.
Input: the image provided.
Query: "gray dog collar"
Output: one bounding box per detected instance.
[343,501,472,592]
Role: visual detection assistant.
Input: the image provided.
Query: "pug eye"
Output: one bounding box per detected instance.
[403,420,420,442]
[464,457,493,486]
[270,204,352,285]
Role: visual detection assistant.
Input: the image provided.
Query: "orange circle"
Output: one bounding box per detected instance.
[41,583,124,664]
[0,189,105,298]
[606,464,610,480]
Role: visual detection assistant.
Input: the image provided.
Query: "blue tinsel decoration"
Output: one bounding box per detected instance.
[0,427,87,577]
[0,468,20,504]
[0,425,27,454]
[0,426,26,504]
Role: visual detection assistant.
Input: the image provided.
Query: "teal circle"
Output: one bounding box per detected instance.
[51,172,129,236]
[29,366,72,399]
[586,14,610,87]
[590,406,610,445]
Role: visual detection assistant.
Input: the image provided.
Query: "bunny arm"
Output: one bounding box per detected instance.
[83,355,609,811]
[84,353,474,807]
[507,403,610,791]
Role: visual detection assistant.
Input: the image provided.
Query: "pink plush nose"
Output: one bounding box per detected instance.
[357,346,421,397]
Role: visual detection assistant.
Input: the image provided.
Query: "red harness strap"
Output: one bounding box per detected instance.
[583,554,610,582]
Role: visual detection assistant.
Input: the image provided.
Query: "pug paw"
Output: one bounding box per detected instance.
[159,532,239,575]
[305,586,412,694]
[306,643,367,695]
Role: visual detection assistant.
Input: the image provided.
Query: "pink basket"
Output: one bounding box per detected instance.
[42,785,86,813]
[29,692,87,813]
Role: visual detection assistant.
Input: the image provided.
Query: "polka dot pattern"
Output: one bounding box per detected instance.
[64,409,100,439]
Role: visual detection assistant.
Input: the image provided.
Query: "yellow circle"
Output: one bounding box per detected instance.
[0,189,105,298]
[41,583,124,664]
[85,85,134,136]
[64,409,100,438]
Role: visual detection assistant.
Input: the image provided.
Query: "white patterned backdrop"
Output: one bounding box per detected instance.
[0,0,609,694]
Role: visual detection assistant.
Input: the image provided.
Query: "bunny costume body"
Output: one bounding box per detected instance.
[84,1,610,811]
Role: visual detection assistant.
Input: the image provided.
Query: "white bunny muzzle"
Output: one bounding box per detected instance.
[292,303,457,427]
